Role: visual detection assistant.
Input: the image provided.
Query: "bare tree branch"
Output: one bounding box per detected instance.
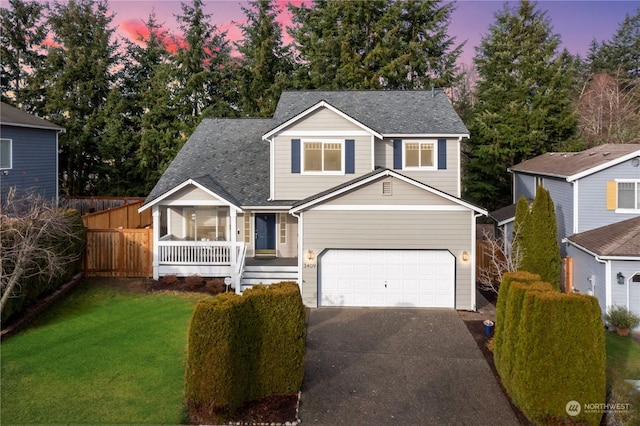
[0,188,82,315]
[477,227,523,293]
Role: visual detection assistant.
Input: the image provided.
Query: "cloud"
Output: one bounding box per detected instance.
[120,18,185,53]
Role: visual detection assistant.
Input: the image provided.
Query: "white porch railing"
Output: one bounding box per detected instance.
[158,241,244,265]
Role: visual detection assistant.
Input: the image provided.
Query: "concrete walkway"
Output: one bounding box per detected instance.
[298,308,518,425]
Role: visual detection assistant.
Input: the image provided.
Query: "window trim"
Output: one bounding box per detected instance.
[615,179,640,213]
[402,139,437,170]
[0,138,12,170]
[301,138,345,175]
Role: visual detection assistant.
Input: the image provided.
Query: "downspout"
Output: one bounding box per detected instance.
[471,212,484,311]
[268,137,275,201]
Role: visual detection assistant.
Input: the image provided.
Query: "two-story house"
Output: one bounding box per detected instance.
[0,102,65,204]
[494,144,640,319]
[139,90,487,310]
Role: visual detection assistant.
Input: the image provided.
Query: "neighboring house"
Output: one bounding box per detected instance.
[491,143,640,319]
[565,216,640,320]
[139,90,487,310]
[0,102,65,204]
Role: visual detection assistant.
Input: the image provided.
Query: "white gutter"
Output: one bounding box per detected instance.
[290,210,303,292]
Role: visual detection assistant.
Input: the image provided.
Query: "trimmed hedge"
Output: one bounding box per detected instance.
[494,272,606,425]
[184,282,306,424]
[1,209,85,324]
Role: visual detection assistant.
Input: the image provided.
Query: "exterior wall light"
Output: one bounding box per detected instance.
[306,249,315,262]
[617,272,625,285]
[461,250,470,262]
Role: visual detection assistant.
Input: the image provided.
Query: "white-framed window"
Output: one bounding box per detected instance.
[403,140,436,170]
[302,139,344,174]
[0,138,12,170]
[279,213,286,244]
[617,180,640,211]
[184,207,229,241]
[244,213,252,243]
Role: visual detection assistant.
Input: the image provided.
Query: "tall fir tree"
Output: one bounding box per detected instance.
[236,0,292,117]
[38,0,120,196]
[0,0,47,108]
[512,195,531,263]
[173,0,234,133]
[288,0,462,90]
[464,0,577,211]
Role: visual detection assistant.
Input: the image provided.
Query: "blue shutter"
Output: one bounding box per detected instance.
[437,139,447,170]
[393,139,402,169]
[291,139,301,173]
[345,139,355,174]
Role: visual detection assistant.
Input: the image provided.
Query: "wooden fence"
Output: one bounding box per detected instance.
[66,196,145,215]
[82,200,151,229]
[476,239,504,287]
[85,228,153,277]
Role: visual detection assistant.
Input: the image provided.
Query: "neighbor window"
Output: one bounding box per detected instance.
[617,181,640,210]
[0,139,11,170]
[303,140,343,173]
[404,141,435,169]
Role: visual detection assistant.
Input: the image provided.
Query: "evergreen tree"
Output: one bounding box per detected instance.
[287,0,462,90]
[512,195,531,264]
[463,0,576,211]
[236,0,292,117]
[526,187,561,289]
[589,8,640,79]
[39,0,120,195]
[0,0,47,107]
[173,0,234,132]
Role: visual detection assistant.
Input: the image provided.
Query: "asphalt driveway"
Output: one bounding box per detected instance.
[298,308,518,425]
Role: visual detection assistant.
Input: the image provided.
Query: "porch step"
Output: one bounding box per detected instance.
[240,265,298,290]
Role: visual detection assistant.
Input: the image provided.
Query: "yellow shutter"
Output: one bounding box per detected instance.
[606,181,617,210]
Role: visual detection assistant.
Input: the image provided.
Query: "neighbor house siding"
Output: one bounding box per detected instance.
[301,210,473,309]
[577,161,640,233]
[0,125,57,201]
[567,245,607,316]
[513,172,535,202]
[610,260,640,318]
[542,177,573,256]
[374,138,460,196]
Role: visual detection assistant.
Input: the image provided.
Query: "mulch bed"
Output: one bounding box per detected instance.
[227,393,299,425]
[462,319,533,426]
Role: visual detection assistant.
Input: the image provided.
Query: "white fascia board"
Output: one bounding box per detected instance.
[277,130,373,137]
[564,239,640,261]
[241,205,292,210]
[310,204,470,211]
[497,217,515,227]
[567,151,640,182]
[262,101,383,140]
[384,133,470,139]
[138,179,242,213]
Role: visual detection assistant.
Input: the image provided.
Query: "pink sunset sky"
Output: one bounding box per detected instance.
[59,1,640,65]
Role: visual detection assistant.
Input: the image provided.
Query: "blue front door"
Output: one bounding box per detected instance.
[255,213,276,253]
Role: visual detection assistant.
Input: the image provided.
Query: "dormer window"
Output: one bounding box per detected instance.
[404,140,436,170]
[303,139,344,174]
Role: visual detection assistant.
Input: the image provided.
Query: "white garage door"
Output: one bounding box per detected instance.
[319,249,455,308]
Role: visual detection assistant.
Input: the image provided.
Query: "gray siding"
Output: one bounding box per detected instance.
[513,172,535,201]
[568,245,607,317]
[577,161,640,233]
[0,125,58,202]
[542,177,573,256]
[273,134,373,200]
[611,260,640,320]
[301,209,474,310]
[374,138,460,196]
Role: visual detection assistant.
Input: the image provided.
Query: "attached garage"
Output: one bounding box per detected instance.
[319,249,455,308]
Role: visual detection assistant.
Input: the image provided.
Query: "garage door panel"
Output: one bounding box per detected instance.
[320,249,455,308]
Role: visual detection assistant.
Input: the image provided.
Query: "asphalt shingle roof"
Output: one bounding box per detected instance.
[145,118,292,207]
[0,102,64,131]
[510,144,640,178]
[272,90,469,135]
[567,216,640,257]
[145,90,469,208]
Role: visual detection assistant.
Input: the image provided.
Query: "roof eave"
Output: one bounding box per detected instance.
[566,150,640,182]
[138,178,243,213]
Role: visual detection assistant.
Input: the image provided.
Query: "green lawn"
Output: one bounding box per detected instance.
[606,332,640,380]
[1,279,207,425]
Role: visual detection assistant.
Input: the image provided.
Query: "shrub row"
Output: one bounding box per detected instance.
[184,282,306,424]
[1,209,85,324]
[494,272,606,425]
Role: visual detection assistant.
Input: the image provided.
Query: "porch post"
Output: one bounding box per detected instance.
[230,208,237,266]
[152,207,160,280]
